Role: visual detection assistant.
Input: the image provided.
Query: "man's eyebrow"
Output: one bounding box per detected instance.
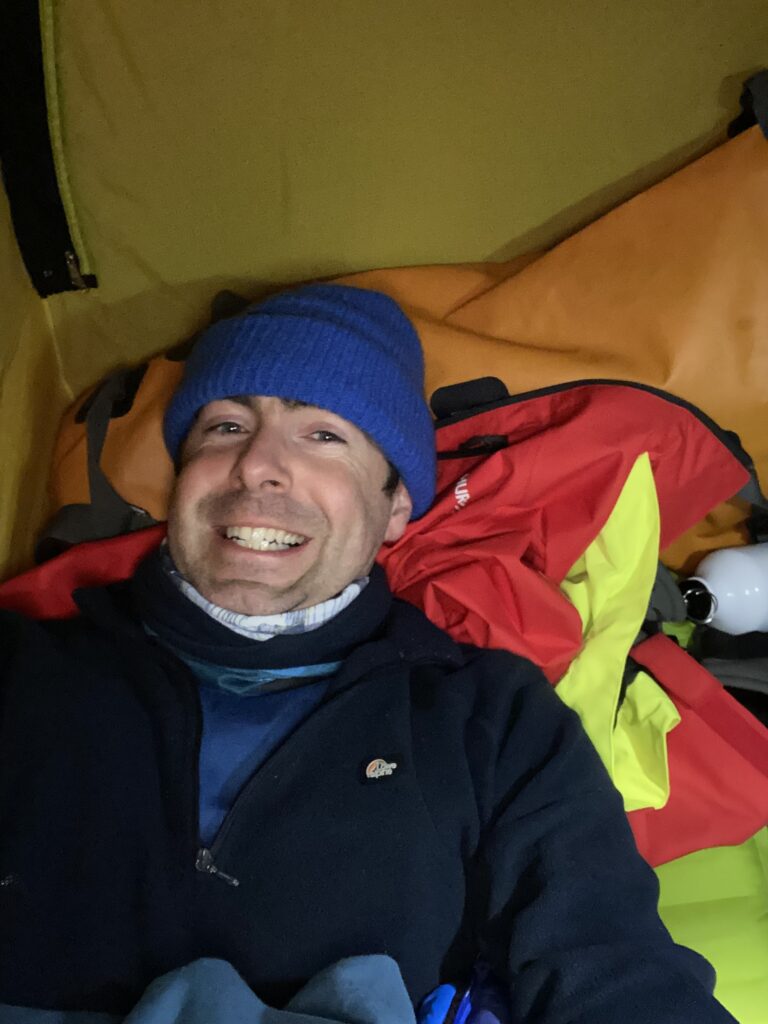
[219,396,312,411]
[279,398,311,410]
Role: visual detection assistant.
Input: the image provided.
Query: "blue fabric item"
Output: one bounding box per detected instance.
[416,984,456,1023]
[179,652,341,695]
[0,1010,116,1024]
[460,964,509,1024]
[171,651,337,846]
[162,283,436,518]
[286,955,417,1024]
[0,955,417,1024]
[416,964,509,1024]
[197,679,331,845]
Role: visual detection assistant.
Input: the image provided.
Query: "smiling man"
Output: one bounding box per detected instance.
[167,395,411,616]
[0,284,737,1024]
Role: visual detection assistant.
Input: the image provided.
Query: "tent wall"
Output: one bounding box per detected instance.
[1,4,766,572]
[2,2,767,568]
[41,0,768,400]
[0,187,69,580]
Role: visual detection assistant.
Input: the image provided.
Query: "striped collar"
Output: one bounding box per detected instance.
[161,545,368,642]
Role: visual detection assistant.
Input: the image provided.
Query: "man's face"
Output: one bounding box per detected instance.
[167,396,413,614]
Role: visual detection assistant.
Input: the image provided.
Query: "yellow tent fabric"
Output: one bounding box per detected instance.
[0,189,70,579]
[3,2,768,578]
[39,1,768,393]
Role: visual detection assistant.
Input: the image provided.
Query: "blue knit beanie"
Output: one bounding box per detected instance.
[163,284,435,518]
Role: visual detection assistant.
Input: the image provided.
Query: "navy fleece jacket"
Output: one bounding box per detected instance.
[0,551,735,1023]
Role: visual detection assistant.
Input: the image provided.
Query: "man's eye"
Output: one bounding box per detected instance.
[205,421,244,435]
[310,430,344,443]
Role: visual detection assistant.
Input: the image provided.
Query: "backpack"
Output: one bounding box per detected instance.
[37,290,250,562]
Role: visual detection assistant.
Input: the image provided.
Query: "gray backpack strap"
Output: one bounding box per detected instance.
[737,475,768,512]
[633,562,688,646]
[704,655,768,726]
[703,657,768,696]
[35,371,158,562]
[35,291,249,563]
[644,562,687,623]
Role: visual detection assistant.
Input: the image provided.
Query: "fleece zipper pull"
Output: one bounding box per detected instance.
[195,848,240,887]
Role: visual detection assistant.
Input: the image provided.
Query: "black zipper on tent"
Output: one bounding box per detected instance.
[0,0,97,296]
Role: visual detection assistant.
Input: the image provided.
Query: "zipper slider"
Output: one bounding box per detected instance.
[195,848,240,887]
[64,249,89,290]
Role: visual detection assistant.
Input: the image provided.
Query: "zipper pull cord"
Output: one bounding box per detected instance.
[64,250,89,290]
[195,848,240,887]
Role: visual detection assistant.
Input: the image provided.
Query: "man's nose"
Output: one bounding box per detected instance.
[232,428,292,491]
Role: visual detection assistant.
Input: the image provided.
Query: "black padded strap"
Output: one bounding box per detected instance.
[728,69,768,140]
[430,377,509,421]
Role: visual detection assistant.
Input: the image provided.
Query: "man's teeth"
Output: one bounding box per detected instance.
[224,526,306,551]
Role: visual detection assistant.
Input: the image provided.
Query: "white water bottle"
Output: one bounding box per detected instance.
[680,543,768,635]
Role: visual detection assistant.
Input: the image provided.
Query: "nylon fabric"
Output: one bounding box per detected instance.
[660,497,752,576]
[0,188,70,580]
[2,8,768,580]
[41,2,768,399]
[29,120,768,578]
[613,671,680,813]
[39,0,93,276]
[656,829,768,1024]
[413,126,768,499]
[555,460,684,813]
[0,525,164,620]
[337,126,768,576]
[557,453,672,806]
[51,358,181,521]
[379,383,749,684]
[629,635,768,865]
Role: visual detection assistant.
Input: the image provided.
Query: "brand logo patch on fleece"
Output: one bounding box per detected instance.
[362,757,399,781]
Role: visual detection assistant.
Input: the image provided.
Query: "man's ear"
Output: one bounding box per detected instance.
[383,481,413,543]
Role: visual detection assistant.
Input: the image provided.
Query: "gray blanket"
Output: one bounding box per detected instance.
[0,956,417,1024]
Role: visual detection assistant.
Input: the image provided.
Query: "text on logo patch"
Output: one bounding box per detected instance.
[365,758,398,779]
